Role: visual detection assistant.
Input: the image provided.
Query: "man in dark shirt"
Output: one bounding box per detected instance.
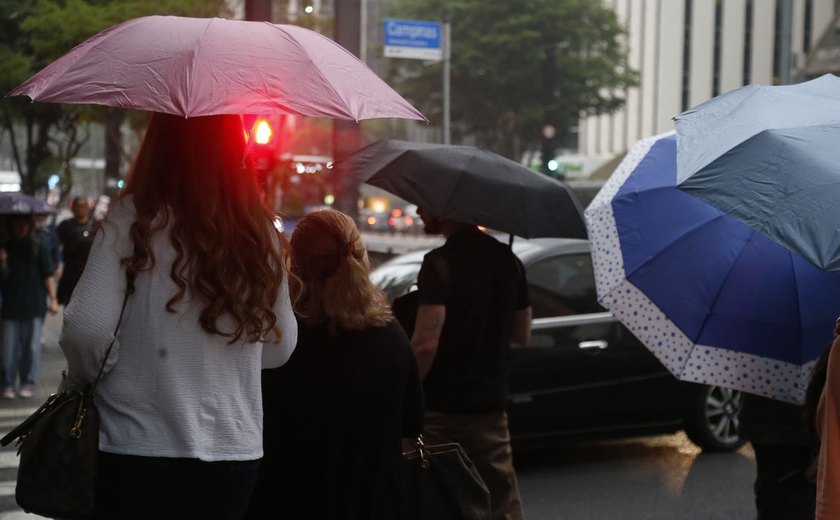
[412,207,531,520]
[56,197,95,305]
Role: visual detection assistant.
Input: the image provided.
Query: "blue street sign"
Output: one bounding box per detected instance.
[383,19,443,61]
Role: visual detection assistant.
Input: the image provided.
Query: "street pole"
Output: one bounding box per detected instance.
[244,0,276,207]
[443,20,451,145]
[540,43,557,176]
[333,0,362,219]
[244,0,271,22]
[103,109,124,199]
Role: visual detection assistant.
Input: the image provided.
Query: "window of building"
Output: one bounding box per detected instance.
[713,0,723,96]
[682,0,693,111]
[744,0,754,85]
[804,0,814,54]
[773,0,782,83]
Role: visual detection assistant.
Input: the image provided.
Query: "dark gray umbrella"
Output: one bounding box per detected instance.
[341,139,587,239]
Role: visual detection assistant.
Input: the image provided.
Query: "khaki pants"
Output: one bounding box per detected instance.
[423,411,525,520]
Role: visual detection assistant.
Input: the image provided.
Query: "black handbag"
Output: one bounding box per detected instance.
[0,290,129,519]
[401,436,491,520]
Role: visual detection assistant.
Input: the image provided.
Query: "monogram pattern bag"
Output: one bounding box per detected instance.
[0,290,129,519]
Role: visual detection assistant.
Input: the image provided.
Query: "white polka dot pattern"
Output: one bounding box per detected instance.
[583,132,810,405]
[682,345,813,404]
[585,133,667,302]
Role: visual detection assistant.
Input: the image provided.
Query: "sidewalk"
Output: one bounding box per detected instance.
[0,312,65,520]
[0,310,66,415]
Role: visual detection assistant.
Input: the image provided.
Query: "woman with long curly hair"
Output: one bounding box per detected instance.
[60,113,297,519]
[247,209,424,520]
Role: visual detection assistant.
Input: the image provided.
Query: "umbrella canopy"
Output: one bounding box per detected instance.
[585,132,840,404]
[8,15,425,122]
[675,74,840,270]
[341,139,587,239]
[0,193,56,216]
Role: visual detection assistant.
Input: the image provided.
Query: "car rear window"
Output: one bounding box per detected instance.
[526,253,602,318]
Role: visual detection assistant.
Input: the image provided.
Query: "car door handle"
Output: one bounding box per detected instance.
[579,340,608,351]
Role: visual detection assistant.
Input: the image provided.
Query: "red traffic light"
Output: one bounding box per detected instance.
[252,118,274,146]
[243,116,282,172]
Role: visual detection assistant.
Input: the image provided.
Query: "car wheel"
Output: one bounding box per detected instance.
[684,384,746,452]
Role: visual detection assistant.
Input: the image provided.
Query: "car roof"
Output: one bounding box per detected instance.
[509,237,589,263]
[372,235,590,270]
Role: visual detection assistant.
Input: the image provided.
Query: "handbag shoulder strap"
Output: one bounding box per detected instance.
[88,276,130,395]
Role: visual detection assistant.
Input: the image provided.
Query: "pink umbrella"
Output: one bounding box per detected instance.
[9,15,426,122]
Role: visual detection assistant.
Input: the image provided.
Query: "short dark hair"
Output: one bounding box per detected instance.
[8,214,34,235]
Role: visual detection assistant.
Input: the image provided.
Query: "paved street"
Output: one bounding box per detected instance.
[517,434,756,519]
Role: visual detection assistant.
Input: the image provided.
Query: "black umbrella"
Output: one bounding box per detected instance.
[0,193,56,216]
[340,140,587,239]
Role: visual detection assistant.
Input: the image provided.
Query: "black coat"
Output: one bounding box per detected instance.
[247,319,424,520]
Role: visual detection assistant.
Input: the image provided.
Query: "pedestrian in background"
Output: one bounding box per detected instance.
[815,318,840,520]
[411,207,532,520]
[248,209,424,520]
[0,215,59,399]
[34,214,61,279]
[740,393,816,519]
[56,196,95,305]
[60,113,297,520]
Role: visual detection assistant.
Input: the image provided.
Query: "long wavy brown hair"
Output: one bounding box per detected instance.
[289,209,391,332]
[120,113,285,344]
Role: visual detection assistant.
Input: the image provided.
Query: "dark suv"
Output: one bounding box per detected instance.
[370,237,744,452]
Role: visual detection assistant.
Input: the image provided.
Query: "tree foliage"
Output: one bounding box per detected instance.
[384,0,637,159]
[0,0,230,194]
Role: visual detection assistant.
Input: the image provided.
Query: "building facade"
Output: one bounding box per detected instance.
[579,0,837,156]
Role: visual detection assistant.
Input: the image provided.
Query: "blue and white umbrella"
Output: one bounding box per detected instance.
[585,132,840,404]
[676,74,840,271]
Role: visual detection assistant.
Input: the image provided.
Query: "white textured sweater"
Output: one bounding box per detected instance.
[60,196,297,461]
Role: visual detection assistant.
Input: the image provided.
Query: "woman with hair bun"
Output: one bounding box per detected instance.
[248,209,424,520]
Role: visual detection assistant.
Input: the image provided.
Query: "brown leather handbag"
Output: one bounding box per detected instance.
[0,291,128,519]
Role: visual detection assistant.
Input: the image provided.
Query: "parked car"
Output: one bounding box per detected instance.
[370,237,744,452]
[357,208,391,232]
[358,205,425,234]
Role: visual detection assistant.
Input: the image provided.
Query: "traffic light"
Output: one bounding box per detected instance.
[539,124,565,179]
[253,118,273,146]
[244,115,283,199]
[246,116,279,171]
[540,124,556,176]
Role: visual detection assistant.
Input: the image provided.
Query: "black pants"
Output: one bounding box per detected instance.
[93,452,260,520]
[752,443,816,520]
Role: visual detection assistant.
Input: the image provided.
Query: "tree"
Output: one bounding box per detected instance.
[384,0,637,160]
[0,0,230,196]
